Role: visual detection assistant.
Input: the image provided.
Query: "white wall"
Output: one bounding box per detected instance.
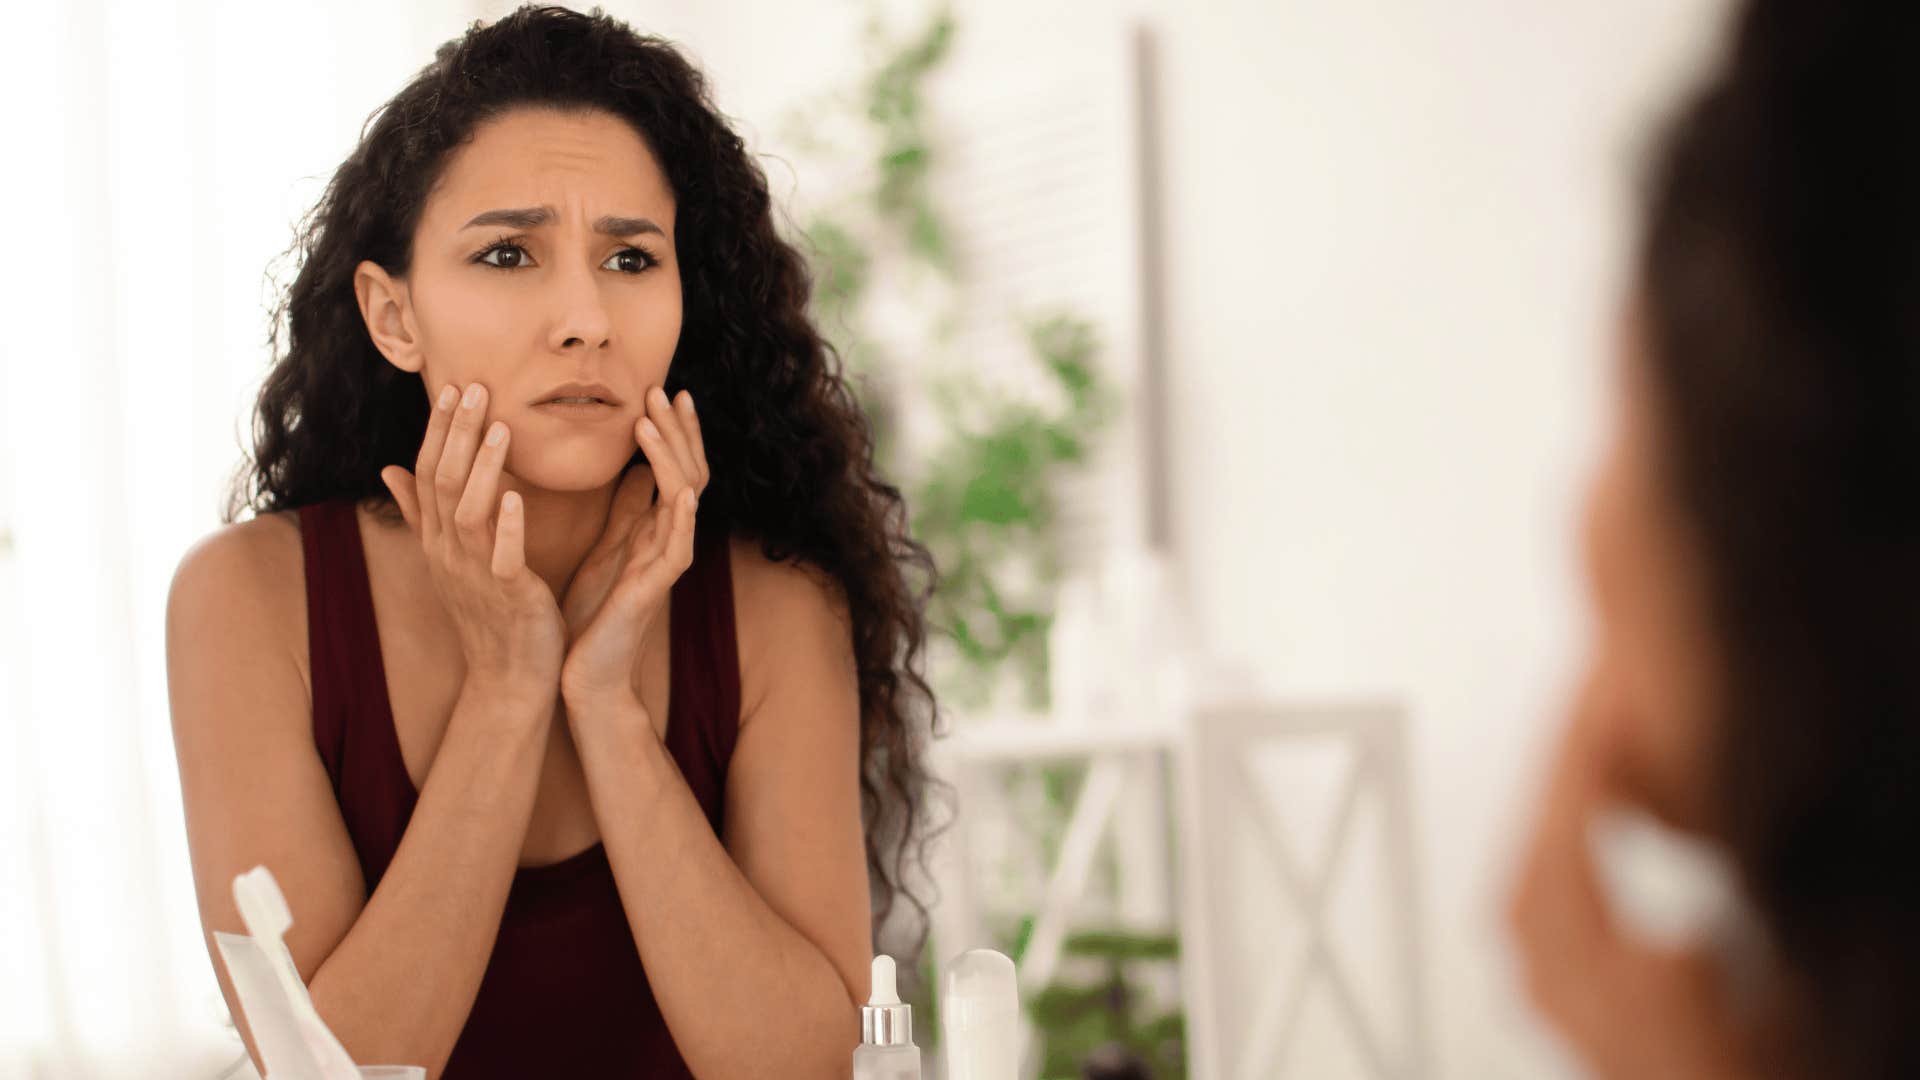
[1142,2,1731,1076]
[606,0,1735,1075]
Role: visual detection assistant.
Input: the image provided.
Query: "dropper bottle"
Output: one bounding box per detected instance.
[854,954,921,1080]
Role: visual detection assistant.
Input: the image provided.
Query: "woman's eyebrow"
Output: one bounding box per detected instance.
[461,205,665,238]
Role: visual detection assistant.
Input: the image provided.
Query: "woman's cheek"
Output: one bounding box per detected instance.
[1590,452,1720,825]
[1581,444,1673,794]
[644,277,684,358]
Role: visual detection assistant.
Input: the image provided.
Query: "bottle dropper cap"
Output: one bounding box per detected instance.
[862,954,913,1047]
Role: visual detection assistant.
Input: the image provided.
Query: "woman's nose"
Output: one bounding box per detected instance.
[547,258,613,350]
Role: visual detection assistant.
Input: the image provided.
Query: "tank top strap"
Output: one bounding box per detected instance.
[299,498,394,789]
[297,497,415,893]
[665,511,742,817]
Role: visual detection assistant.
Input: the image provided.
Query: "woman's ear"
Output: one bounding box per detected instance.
[353,259,425,374]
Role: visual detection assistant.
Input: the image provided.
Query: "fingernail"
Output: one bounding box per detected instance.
[641,418,659,439]
[463,383,484,409]
[438,385,458,410]
[486,422,506,446]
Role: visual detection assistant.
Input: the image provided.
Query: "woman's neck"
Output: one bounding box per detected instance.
[499,472,620,602]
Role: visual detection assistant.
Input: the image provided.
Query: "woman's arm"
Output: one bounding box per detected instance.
[168,525,555,1080]
[303,678,553,1077]
[571,554,872,1080]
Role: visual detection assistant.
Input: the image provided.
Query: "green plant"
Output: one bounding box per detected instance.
[986,762,1184,1079]
[777,7,1178,1076]
[781,4,1118,713]
[912,314,1118,708]
[1022,928,1187,1080]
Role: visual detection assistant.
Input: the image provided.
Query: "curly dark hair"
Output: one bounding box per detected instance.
[222,4,947,964]
[1636,2,1919,1076]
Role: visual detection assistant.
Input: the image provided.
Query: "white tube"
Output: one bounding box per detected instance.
[942,949,1021,1080]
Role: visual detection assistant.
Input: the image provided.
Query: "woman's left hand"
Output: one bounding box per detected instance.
[1506,661,1754,1080]
[558,387,710,720]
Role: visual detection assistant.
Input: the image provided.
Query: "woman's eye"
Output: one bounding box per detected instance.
[475,242,654,274]
[477,242,529,269]
[604,248,655,274]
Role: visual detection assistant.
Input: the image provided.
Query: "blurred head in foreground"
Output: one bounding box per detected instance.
[1512,2,1919,1077]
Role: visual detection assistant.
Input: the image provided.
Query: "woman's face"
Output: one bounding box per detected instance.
[1577,296,1722,829]
[355,105,682,493]
[1510,295,1757,1078]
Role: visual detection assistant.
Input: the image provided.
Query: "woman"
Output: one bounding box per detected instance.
[1509,2,1918,1077]
[164,6,940,1078]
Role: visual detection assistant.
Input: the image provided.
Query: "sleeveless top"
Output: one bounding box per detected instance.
[296,496,741,1078]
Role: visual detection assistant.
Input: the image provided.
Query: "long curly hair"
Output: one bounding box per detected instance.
[1637,1,1919,1075]
[223,4,946,962]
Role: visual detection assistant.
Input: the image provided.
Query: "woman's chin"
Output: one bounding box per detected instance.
[500,454,628,495]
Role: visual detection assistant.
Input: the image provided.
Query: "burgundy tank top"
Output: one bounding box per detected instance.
[296,496,740,1078]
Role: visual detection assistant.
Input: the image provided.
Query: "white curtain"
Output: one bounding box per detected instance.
[1,0,479,1074]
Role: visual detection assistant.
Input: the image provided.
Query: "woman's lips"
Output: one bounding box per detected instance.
[532,400,621,420]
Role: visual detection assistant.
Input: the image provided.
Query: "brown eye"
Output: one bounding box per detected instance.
[477,242,529,269]
[475,240,654,274]
[603,248,656,274]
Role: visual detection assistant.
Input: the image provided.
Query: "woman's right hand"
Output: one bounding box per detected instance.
[378,381,566,708]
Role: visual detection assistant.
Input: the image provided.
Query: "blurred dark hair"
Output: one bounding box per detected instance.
[223,4,946,961]
[1636,2,1919,1075]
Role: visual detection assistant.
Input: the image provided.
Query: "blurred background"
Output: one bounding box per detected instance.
[1,0,1735,1076]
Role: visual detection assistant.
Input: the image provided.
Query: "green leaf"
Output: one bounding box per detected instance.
[1008,913,1037,966]
[1063,929,1181,961]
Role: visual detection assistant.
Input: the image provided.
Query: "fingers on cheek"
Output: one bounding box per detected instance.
[639,422,676,478]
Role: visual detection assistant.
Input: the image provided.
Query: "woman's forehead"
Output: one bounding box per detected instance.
[428,108,675,232]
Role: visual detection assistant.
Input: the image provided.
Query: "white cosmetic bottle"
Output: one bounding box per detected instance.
[941,948,1020,1080]
[854,954,921,1080]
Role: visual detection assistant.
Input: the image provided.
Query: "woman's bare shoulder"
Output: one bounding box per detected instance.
[168,507,311,693]
[725,533,843,633]
[175,509,306,596]
[725,534,852,713]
